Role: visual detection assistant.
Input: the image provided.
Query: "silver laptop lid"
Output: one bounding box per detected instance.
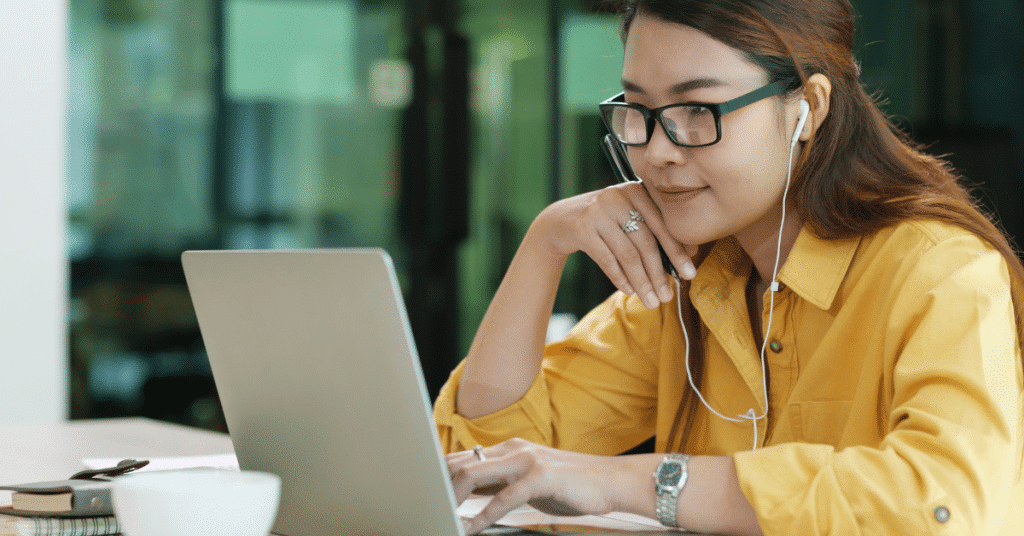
[182,249,464,536]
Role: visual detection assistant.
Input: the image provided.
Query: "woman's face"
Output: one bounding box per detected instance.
[622,13,803,250]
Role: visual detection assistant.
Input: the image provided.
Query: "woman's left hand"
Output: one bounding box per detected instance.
[446,438,630,534]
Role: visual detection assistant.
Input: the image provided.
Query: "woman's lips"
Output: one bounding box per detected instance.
[654,186,708,204]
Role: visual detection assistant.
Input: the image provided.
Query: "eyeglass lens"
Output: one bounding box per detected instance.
[606,105,717,146]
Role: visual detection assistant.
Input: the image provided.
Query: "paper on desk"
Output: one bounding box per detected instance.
[458,496,665,531]
[82,453,239,472]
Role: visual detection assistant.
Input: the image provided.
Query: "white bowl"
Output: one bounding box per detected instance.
[112,469,281,536]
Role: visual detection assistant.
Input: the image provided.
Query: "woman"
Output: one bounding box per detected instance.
[436,1,1024,534]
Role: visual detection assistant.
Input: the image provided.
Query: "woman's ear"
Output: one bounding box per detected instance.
[799,73,832,142]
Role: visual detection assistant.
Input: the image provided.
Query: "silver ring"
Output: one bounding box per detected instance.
[473,444,486,461]
[622,219,641,233]
[629,210,644,222]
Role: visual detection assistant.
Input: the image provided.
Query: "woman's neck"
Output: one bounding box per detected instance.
[734,211,803,284]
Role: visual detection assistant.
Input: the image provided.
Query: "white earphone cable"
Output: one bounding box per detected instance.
[676,108,802,451]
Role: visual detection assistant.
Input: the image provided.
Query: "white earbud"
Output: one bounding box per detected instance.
[790,99,810,146]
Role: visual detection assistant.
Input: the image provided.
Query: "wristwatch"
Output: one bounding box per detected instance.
[653,453,691,528]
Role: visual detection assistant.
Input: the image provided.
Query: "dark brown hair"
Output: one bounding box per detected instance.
[618,0,1024,452]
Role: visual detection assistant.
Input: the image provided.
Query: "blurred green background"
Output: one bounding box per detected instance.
[66,0,1024,431]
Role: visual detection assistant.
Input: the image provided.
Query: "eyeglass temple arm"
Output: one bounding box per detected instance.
[716,79,792,115]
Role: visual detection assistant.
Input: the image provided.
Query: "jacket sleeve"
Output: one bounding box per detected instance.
[734,235,1024,535]
[434,291,663,455]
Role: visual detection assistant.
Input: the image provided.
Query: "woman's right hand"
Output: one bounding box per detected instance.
[530,181,697,309]
[455,181,697,419]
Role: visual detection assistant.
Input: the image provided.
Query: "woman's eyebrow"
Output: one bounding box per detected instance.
[621,77,730,96]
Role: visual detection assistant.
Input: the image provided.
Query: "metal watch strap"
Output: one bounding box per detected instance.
[654,453,691,528]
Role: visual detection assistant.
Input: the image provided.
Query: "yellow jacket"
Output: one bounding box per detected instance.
[435,220,1024,535]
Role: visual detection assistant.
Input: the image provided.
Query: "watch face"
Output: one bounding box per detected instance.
[658,462,682,486]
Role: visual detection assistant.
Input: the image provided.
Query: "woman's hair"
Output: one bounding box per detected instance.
[616,0,1024,452]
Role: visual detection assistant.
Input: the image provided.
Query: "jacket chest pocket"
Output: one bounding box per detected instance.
[789,400,854,445]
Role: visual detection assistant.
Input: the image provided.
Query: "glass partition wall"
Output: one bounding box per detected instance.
[68,0,222,427]
[68,0,618,429]
[68,0,1023,430]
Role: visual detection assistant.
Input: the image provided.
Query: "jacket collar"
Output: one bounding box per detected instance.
[695,226,862,311]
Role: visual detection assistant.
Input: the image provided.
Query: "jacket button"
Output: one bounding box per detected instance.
[769,340,783,353]
[934,506,950,523]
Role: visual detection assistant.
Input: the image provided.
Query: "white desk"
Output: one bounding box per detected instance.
[0,418,682,535]
[0,417,234,486]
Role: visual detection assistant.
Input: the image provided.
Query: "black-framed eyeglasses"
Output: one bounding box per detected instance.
[598,79,792,148]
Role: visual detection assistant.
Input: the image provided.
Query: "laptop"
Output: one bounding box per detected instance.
[182,249,578,536]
